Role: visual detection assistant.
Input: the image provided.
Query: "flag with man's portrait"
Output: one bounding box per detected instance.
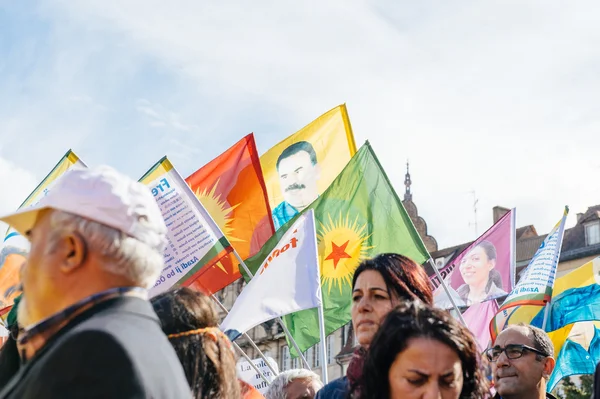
[260,105,357,231]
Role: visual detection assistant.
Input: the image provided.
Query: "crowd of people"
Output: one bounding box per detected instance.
[0,164,596,398]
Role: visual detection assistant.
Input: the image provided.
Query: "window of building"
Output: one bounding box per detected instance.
[342,323,351,346]
[314,343,320,368]
[585,222,600,246]
[281,346,290,371]
[305,347,313,368]
[435,257,446,268]
[327,335,334,364]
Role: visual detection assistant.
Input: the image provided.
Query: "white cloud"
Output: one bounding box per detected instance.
[0,157,39,235]
[2,0,600,249]
[0,158,38,214]
[135,99,197,132]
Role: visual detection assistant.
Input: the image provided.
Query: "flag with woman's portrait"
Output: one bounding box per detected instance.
[433,209,516,308]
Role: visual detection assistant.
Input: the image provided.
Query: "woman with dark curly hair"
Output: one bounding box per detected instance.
[151,287,241,399]
[316,253,433,399]
[356,301,490,399]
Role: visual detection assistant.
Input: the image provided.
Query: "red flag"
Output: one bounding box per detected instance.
[184,134,274,294]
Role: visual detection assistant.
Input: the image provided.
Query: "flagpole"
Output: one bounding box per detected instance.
[276,315,311,370]
[541,302,551,330]
[211,294,279,377]
[542,207,569,331]
[317,303,328,384]
[232,341,272,386]
[428,258,467,326]
[308,210,328,384]
[510,208,517,289]
[232,249,312,370]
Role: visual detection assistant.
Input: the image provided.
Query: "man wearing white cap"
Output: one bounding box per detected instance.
[0,165,191,398]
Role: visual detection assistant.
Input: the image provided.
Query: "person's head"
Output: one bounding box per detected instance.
[487,324,555,398]
[276,141,320,211]
[265,369,323,399]
[459,241,497,290]
[359,301,489,399]
[351,253,433,348]
[151,287,240,399]
[0,166,167,329]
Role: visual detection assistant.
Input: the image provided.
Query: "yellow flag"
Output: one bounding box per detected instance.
[260,104,357,231]
[545,257,600,355]
[0,150,86,313]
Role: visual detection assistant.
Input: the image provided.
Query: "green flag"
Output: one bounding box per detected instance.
[243,141,430,355]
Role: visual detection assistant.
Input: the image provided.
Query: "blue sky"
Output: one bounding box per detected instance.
[1,1,600,249]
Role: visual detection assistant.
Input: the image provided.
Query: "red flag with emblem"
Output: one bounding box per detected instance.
[184,134,274,294]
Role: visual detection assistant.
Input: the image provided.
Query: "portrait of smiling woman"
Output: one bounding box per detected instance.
[457,241,507,305]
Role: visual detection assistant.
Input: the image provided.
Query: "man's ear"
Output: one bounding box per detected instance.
[542,356,556,379]
[60,233,87,273]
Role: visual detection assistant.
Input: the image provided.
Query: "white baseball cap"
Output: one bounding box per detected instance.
[0,165,167,243]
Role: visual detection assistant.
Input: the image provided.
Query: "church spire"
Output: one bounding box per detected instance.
[404,160,412,201]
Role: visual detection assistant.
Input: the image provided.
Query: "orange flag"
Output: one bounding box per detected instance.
[184,134,274,294]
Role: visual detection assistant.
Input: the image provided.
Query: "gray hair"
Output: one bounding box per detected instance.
[514,323,554,359]
[45,209,165,288]
[265,369,323,399]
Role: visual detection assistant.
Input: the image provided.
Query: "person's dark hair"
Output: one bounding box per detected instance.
[475,241,497,263]
[352,253,433,305]
[488,269,503,291]
[151,287,240,399]
[358,301,489,399]
[276,141,317,170]
[514,323,554,359]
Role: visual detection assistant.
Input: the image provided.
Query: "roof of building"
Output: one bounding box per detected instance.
[561,205,600,252]
[516,225,538,240]
[402,162,438,253]
[516,234,547,263]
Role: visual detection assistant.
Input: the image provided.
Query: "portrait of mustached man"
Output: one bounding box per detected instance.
[272,141,321,230]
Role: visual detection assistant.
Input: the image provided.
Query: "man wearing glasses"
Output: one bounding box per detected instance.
[485,324,556,399]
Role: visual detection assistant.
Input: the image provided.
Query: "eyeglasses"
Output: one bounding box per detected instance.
[484,344,549,362]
